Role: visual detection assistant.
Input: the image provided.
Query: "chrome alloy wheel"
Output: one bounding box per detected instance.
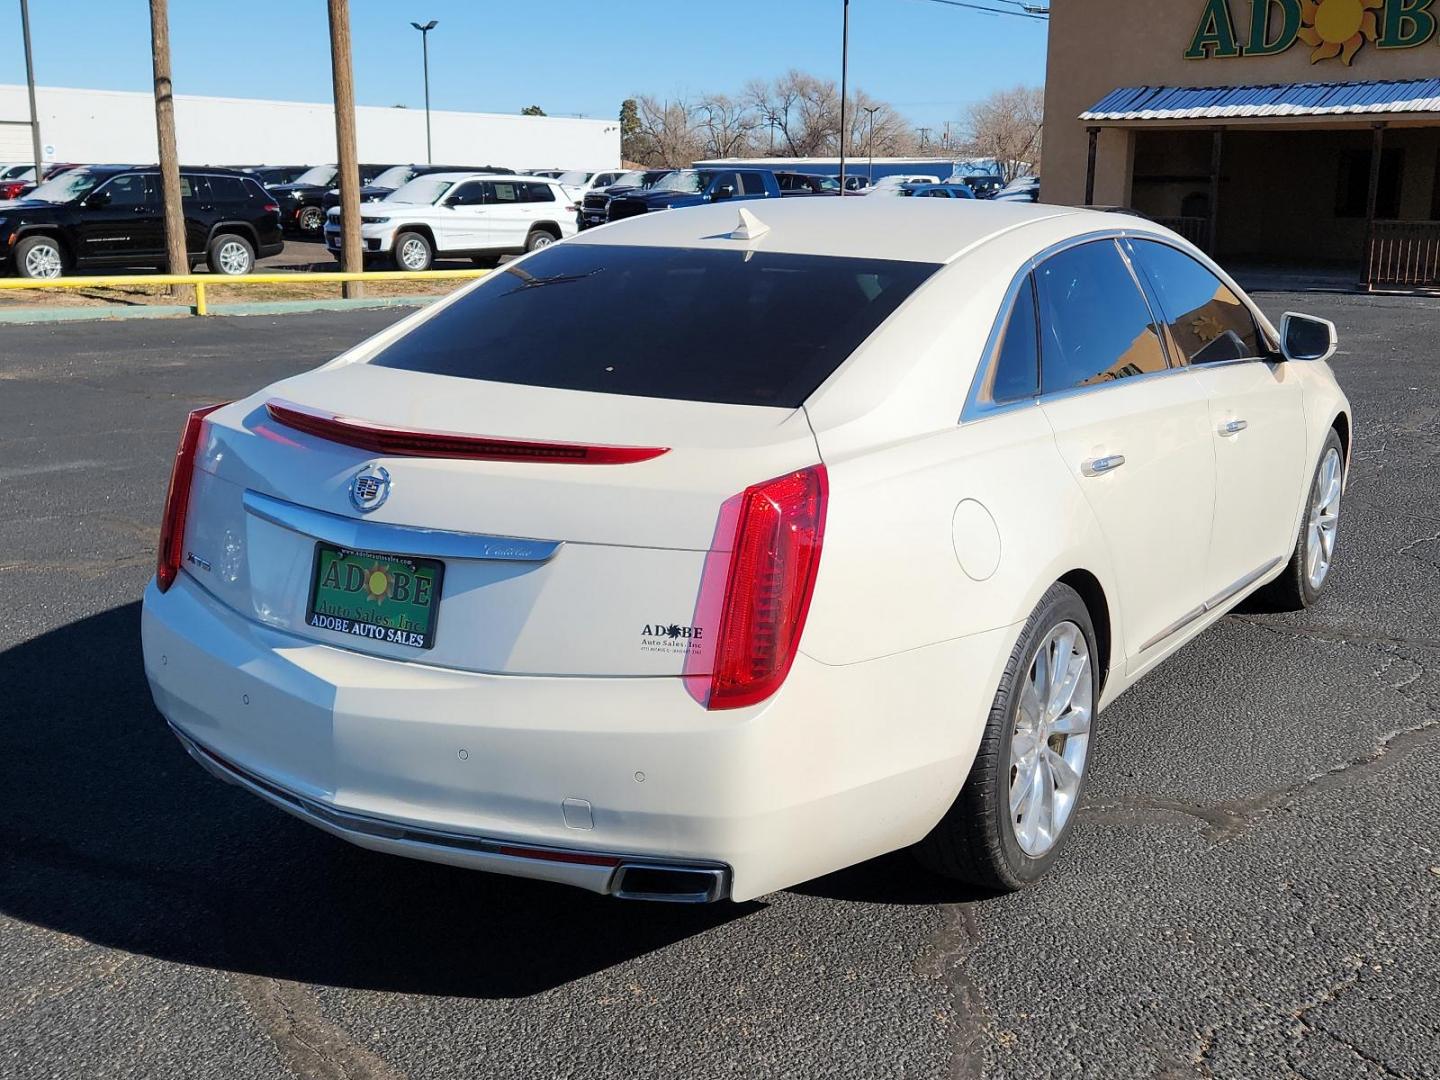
[398,236,429,270]
[529,232,555,250]
[216,240,250,275]
[1009,621,1093,857]
[23,241,63,279]
[1306,446,1342,590]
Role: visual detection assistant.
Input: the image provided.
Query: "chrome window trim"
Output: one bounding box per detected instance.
[242,488,563,562]
[961,226,1279,425]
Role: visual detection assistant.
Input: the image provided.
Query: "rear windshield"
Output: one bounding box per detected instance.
[368,244,938,407]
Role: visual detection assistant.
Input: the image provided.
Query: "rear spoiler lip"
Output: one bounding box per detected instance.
[263,397,670,465]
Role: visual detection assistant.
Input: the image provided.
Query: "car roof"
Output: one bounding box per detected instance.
[419,171,553,182]
[570,197,1157,264]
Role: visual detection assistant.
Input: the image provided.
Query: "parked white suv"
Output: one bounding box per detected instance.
[324,172,578,270]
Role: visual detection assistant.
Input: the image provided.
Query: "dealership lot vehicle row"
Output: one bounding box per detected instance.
[1,288,1437,1078]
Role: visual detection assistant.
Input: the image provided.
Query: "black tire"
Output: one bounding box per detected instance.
[913,581,1099,891]
[525,227,559,253]
[297,205,326,235]
[392,231,434,271]
[1253,428,1344,612]
[13,234,66,279]
[206,233,255,276]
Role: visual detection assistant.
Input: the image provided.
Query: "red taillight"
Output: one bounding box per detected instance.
[495,844,621,867]
[156,403,228,592]
[263,201,280,213]
[265,398,669,465]
[695,465,828,711]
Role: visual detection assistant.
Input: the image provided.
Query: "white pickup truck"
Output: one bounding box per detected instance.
[324,172,578,270]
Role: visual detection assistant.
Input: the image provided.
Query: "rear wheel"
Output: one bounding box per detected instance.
[392,231,433,271]
[14,235,65,279]
[525,227,558,252]
[207,233,255,276]
[914,582,1098,891]
[1255,429,1344,611]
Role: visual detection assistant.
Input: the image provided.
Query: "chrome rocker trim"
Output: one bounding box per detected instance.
[243,489,563,562]
[1138,557,1283,653]
[169,723,730,903]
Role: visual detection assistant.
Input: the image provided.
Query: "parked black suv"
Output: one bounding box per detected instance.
[0,165,283,279]
[268,163,397,235]
[320,163,515,213]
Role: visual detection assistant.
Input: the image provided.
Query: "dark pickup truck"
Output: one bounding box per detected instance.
[607,168,782,222]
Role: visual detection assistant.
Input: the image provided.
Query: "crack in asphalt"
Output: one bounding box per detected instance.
[231,975,407,1080]
[915,903,988,1080]
[1285,957,1413,1080]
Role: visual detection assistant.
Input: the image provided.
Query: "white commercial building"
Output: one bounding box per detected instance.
[0,84,619,170]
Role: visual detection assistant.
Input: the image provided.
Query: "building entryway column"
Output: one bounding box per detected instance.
[1085,126,1099,206]
[1207,127,1223,255]
[1362,121,1387,289]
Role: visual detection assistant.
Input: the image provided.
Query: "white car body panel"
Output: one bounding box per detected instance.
[143,199,1352,902]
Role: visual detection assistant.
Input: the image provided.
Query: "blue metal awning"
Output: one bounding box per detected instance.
[1081,79,1440,121]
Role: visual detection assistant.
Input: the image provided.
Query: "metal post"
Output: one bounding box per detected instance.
[330,0,363,298]
[1084,126,1099,206]
[1362,121,1387,289]
[863,105,880,183]
[1207,126,1224,256]
[148,0,188,295]
[838,0,849,194]
[411,21,438,164]
[19,0,43,187]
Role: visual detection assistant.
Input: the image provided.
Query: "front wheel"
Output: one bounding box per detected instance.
[13,235,66,279]
[1255,429,1344,611]
[392,231,433,271]
[914,582,1098,891]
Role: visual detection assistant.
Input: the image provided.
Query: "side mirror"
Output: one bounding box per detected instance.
[1279,312,1337,363]
[711,184,735,201]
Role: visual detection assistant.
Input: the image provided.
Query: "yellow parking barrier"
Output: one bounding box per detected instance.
[0,269,489,316]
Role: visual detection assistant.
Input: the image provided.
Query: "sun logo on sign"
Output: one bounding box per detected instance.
[363,563,391,604]
[1298,0,1381,65]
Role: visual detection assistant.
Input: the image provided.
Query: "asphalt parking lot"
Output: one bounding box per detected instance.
[2,291,1438,1080]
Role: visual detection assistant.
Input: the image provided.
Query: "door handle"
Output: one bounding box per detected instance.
[1218,419,1249,437]
[1081,454,1126,477]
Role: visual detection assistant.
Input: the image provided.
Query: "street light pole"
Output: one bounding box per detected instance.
[411,20,437,164]
[838,0,849,193]
[18,0,43,188]
[862,105,879,184]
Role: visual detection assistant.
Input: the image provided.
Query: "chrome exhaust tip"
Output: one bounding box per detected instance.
[612,863,729,903]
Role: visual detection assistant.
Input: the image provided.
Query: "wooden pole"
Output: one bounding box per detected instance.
[148,0,189,296]
[328,0,364,298]
[1361,122,1386,289]
[1084,126,1099,206]
[1207,127,1224,256]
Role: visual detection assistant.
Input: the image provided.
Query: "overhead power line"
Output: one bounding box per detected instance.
[911,0,1049,20]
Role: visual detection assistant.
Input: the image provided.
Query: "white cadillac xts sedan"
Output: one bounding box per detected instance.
[142,198,1351,903]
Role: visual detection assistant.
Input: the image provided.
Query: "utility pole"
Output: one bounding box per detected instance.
[410,20,437,164]
[838,0,850,193]
[148,0,188,295]
[19,0,43,189]
[862,106,880,183]
[328,0,363,298]
[765,112,779,156]
[918,126,932,151]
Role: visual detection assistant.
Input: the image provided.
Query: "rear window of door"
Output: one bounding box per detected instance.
[486,181,521,204]
[737,172,768,195]
[1128,239,1265,365]
[206,176,246,203]
[367,244,940,407]
[1035,239,1169,394]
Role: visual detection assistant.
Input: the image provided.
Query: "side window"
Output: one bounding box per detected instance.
[738,172,766,195]
[97,174,151,208]
[490,181,520,204]
[447,182,484,206]
[178,175,200,200]
[522,183,555,203]
[206,176,245,203]
[711,172,740,195]
[1036,239,1169,394]
[242,178,269,201]
[1129,239,1264,365]
[989,275,1040,403]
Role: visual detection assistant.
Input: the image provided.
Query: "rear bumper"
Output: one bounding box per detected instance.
[142,573,1009,901]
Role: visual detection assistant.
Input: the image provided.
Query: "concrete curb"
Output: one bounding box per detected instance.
[0,294,441,325]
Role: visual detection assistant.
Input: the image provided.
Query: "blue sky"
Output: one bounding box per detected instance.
[0,1,1047,131]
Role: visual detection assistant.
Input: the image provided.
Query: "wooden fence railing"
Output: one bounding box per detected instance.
[1366,220,1440,289]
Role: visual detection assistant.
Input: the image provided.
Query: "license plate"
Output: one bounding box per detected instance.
[306,542,444,650]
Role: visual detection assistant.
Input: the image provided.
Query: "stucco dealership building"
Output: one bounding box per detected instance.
[1043,0,1440,286]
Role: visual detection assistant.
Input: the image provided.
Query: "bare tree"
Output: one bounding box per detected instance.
[695,93,758,160]
[846,90,917,160]
[961,85,1044,182]
[630,95,704,167]
[744,70,841,157]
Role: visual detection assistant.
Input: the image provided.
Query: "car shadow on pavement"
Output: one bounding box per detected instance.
[793,851,1001,906]
[0,602,758,998]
